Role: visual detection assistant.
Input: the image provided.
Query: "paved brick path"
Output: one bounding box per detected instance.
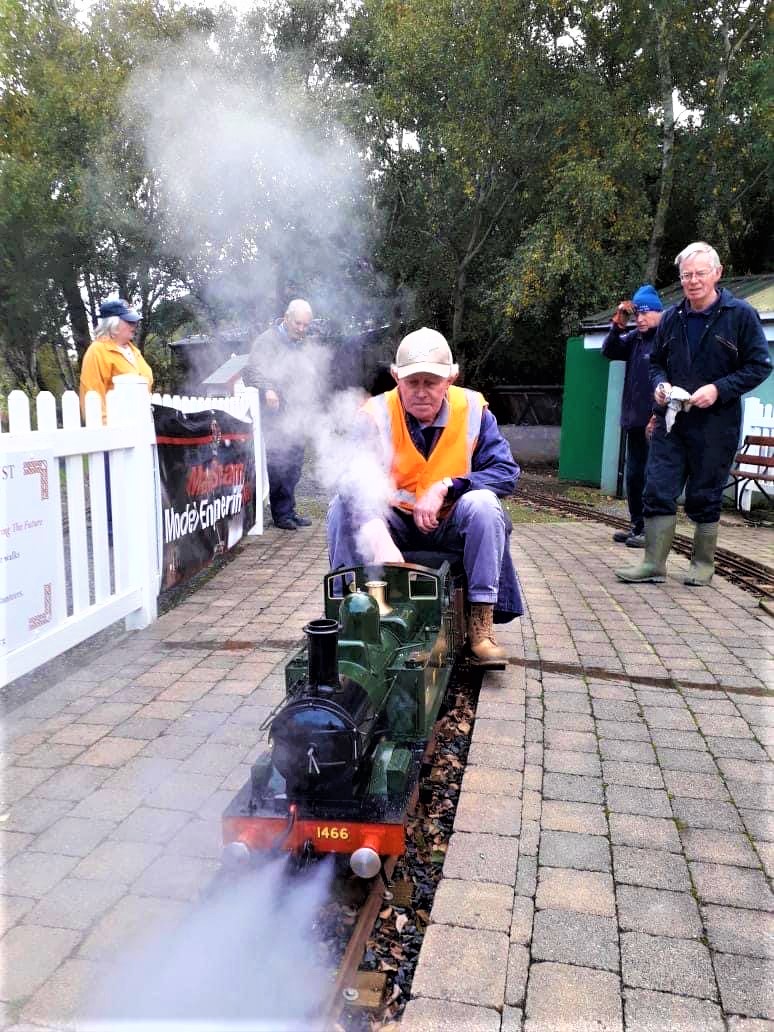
[1,517,772,1031]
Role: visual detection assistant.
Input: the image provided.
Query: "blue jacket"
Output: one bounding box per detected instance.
[602,325,658,429]
[650,288,771,430]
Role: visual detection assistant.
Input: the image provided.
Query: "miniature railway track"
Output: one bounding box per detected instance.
[517,486,774,600]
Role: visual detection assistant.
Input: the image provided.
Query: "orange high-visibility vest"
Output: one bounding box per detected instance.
[363,385,485,511]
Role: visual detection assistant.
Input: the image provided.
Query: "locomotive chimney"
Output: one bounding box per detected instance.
[304,618,340,692]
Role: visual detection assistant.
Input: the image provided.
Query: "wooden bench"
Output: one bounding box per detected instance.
[729,435,774,511]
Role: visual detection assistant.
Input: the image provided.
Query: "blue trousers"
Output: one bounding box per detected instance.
[643,414,738,524]
[328,489,507,605]
[623,427,649,534]
[267,443,304,523]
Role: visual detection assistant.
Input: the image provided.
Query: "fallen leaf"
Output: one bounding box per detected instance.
[395,914,408,933]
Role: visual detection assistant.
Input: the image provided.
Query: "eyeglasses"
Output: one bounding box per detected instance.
[679,270,714,281]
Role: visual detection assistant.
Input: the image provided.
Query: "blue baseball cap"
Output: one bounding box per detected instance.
[631,284,663,313]
[99,298,141,323]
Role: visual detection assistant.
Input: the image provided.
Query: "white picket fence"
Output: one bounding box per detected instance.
[736,396,774,511]
[0,379,263,688]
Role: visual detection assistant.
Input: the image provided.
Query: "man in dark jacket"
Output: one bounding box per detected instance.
[617,242,771,586]
[244,299,314,530]
[603,284,663,547]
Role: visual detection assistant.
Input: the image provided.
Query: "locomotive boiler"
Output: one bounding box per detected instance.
[222,560,464,878]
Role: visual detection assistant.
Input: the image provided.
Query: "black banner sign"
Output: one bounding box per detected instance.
[153,405,256,591]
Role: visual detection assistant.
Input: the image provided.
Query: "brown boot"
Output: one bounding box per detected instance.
[467,603,507,669]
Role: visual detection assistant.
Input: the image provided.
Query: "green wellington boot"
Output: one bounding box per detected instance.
[615,514,677,583]
[684,522,719,586]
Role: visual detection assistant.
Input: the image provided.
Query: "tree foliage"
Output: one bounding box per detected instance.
[0,0,770,393]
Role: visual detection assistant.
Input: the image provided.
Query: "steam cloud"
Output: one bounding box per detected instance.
[120,26,398,541]
[86,858,334,1030]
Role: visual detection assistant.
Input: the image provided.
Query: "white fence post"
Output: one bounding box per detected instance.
[108,377,159,629]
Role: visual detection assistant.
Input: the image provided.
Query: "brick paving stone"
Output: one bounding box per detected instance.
[617,885,702,938]
[0,796,70,835]
[466,741,525,771]
[690,861,773,910]
[694,714,755,738]
[410,924,508,1007]
[47,724,109,747]
[109,806,191,844]
[30,816,115,858]
[544,712,595,733]
[505,942,529,1006]
[620,931,717,999]
[602,760,664,789]
[606,784,672,818]
[0,830,33,864]
[656,747,719,773]
[76,737,147,767]
[430,879,513,932]
[454,793,522,837]
[461,767,523,797]
[623,988,725,1032]
[717,757,774,784]
[608,814,681,852]
[725,778,774,810]
[68,787,145,821]
[522,789,541,821]
[443,833,518,885]
[471,718,526,747]
[541,800,607,836]
[143,772,223,813]
[524,962,623,1032]
[141,734,206,760]
[1,851,79,898]
[649,729,706,751]
[592,700,642,722]
[597,726,652,748]
[599,740,656,764]
[543,729,597,753]
[130,853,218,901]
[78,893,188,960]
[519,820,540,856]
[671,797,744,831]
[0,924,80,1001]
[635,689,687,709]
[642,706,697,731]
[523,764,542,790]
[1,766,54,803]
[510,895,534,944]
[543,772,604,804]
[0,895,34,936]
[531,908,619,971]
[702,904,774,959]
[538,830,611,872]
[72,840,163,883]
[400,998,500,1032]
[23,876,125,930]
[535,868,616,917]
[714,954,774,1020]
[727,1019,774,1032]
[613,845,690,891]
[544,749,601,777]
[590,683,637,702]
[544,692,591,714]
[19,957,104,1029]
[515,855,537,897]
[680,828,762,868]
[663,770,731,801]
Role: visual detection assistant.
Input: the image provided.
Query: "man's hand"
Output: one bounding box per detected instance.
[654,382,673,406]
[413,482,448,534]
[645,414,658,440]
[265,388,280,411]
[360,518,404,563]
[689,384,719,409]
[611,301,634,330]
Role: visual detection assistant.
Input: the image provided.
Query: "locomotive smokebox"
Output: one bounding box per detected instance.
[304,618,340,693]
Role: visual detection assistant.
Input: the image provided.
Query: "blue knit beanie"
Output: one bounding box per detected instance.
[631,284,663,312]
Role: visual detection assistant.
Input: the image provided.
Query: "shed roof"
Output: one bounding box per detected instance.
[580,273,774,330]
[200,353,249,386]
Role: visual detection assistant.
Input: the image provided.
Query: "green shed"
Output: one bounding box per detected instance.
[559,274,774,490]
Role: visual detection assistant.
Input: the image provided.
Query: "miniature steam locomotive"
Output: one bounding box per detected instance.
[222,561,464,879]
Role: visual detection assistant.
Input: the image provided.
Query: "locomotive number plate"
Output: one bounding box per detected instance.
[315,824,350,841]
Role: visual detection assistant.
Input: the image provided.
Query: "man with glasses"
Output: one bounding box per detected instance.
[617,242,770,586]
[603,284,664,548]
